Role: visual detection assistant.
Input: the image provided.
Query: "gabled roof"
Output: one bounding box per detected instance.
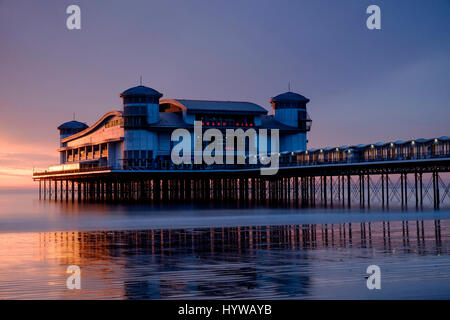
[160,99,268,115]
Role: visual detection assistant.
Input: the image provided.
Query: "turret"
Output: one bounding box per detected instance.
[57,120,88,163]
[120,85,163,127]
[57,120,88,141]
[270,91,311,130]
[270,91,312,151]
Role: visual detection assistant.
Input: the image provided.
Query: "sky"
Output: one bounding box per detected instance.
[0,0,449,187]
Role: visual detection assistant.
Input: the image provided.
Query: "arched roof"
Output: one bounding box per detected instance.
[61,110,122,143]
[160,99,268,115]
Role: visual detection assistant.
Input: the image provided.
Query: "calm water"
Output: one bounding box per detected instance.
[0,189,449,299]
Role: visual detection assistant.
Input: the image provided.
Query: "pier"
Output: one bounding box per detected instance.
[32,84,450,209]
[33,140,450,209]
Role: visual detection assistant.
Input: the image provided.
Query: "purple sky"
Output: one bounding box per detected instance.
[0,0,449,186]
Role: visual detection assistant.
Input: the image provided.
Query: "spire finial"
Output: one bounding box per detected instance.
[140,75,143,86]
[73,113,76,120]
[288,81,291,92]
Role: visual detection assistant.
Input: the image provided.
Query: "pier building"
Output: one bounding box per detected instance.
[56,85,312,171]
[33,85,450,209]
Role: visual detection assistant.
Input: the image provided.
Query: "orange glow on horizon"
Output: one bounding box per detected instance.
[0,137,57,188]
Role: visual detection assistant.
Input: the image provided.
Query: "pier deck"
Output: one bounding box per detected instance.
[33,156,450,209]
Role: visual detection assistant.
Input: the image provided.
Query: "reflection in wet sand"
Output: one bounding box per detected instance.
[0,220,449,299]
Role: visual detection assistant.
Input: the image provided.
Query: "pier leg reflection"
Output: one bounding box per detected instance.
[25,219,449,299]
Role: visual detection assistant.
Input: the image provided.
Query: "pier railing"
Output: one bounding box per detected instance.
[122,149,450,171]
[33,153,450,209]
[32,166,112,176]
[32,150,450,176]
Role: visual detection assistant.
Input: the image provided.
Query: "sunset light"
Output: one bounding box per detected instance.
[0,0,449,306]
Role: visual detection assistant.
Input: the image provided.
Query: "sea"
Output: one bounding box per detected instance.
[0,188,449,299]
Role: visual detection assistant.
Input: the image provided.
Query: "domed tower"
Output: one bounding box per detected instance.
[120,85,163,127]
[57,120,88,141]
[57,120,88,163]
[120,85,163,168]
[270,91,312,151]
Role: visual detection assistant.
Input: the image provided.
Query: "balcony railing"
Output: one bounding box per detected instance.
[32,166,112,177]
[33,150,450,176]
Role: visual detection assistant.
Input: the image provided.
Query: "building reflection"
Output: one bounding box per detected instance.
[36,219,448,299]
